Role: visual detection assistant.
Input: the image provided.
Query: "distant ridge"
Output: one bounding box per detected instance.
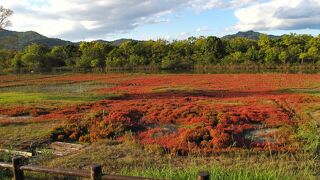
[0,30,72,49]
[222,30,280,40]
[0,29,284,50]
[95,38,136,46]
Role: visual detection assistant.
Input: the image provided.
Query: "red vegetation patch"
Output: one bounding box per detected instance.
[1,74,320,153]
[47,96,299,153]
[100,74,320,95]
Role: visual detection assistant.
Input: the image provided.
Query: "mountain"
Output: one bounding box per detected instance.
[222,30,280,40]
[94,38,135,46]
[0,30,72,50]
[74,39,136,47]
[0,29,284,50]
[112,39,136,46]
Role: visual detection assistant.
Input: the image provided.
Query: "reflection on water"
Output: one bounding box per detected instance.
[103,65,320,74]
[3,65,319,75]
[104,68,320,74]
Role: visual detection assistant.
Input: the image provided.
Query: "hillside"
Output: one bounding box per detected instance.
[0,30,284,50]
[90,38,136,46]
[0,30,72,49]
[222,30,280,40]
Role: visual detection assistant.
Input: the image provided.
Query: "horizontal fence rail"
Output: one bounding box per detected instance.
[20,165,91,178]
[0,156,210,180]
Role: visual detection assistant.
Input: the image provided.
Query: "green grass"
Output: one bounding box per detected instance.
[152,86,197,93]
[120,162,314,180]
[0,92,47,104]
[279,87,320,96]
[0,81,111,94]
[44,93,125,102]
[0,81,118,105]
[297,104,320,156]
[0,91,124,105]
[0,120,60,148]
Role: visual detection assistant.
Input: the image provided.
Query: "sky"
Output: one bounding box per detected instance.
[1,0,320,42]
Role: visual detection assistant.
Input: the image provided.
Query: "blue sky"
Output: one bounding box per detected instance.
[116,8,238,41]
[1,0,320,41]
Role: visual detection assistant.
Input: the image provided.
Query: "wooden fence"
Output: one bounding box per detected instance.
[0,156,210,180]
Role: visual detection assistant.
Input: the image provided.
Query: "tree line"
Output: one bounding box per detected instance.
[0,33,320,73]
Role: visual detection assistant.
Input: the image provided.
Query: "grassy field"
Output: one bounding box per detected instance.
[0,73,319,179]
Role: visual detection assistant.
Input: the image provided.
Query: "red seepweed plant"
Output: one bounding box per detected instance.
[1,73,319,154]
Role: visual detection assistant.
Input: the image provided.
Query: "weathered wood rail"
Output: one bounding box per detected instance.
[0,149,34,157]
[0,156,210,180]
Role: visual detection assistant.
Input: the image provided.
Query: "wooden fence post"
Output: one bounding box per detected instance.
[90,164,102,180]
[198,171,209,180]
[12,156,24,180]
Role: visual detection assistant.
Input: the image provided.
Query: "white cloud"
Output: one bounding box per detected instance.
[196,26,210,32]
[1,0,260,41]
[0,0,262,40]
[5,0,319,41]
[190,0,225,10]
[190,0,258,11]
[179,32,189,36]
[235,0,320,31]
[1,0,192,40]
[229,0,259,8]
[177,31,190,39]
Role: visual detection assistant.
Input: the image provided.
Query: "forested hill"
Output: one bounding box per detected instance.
[86,39,137,46]
[0,30,72,49]
[222,30,280,40]
[0,30,279,50]
[0,30,136,50]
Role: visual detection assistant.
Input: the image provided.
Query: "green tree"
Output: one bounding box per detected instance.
[161,51,180,69]
[307,35,320,49]
[279,51,289,64]
[162,40,193,69]
[287,45,303,63]
[64,45,81,67]
[228,37,257,53]
[258,34,272,50]
[221,51,245,65]
[79,42,112,71]
[307,46,320,63]
[0,49,15,69]
[193,36,225,65]
[106,48,128,67]
[283,33,312,49]
[299,53,309,64]
[150,39,168,65]
[12,52,23,71]
[204,36,225,64]
[264,47,279,64]
[245,47,259,62]
[21,44,50,71]
[48,46,67,67]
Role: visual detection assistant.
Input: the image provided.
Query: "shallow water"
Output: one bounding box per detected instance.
[245,128,280,143]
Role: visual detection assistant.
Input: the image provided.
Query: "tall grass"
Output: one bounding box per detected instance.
[120,155,317,180]
[297,110,320,157]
